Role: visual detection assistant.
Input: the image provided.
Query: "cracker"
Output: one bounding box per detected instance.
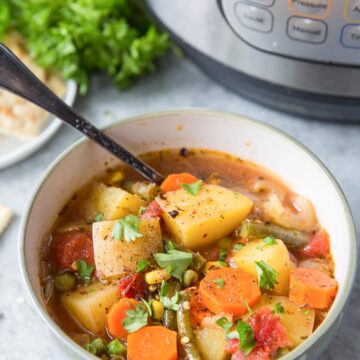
[0,205,13,235]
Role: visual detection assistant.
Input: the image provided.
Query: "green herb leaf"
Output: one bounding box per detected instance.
[136,259,150,273]
[303,309,311,316]
[179,180,203,196]
[219,249,228,261]
[84,338,106,356]
[94,212,104,222]
[263,236,277,245]
[255,260,279,291]
[167,240,176,250]
[233,243,244,252]
[112,214,142,242]
[107,339,126,356]
[154,249,192,280]
[236,321,257,355]
[212,278,225,288]
[122,304,148,333]
[7,1,169,94]
[76,260,94,284]
[272,302,285,314]
[159,281,180,311]
[138,206,147,215]
[215,317,233,332]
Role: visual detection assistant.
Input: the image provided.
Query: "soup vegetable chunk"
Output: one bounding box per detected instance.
[41,149,337,360]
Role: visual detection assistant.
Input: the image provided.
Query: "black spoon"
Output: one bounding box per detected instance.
[0,43,164,184]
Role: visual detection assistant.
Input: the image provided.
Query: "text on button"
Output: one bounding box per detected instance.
[287,17,327,43]
[235,3,274,32]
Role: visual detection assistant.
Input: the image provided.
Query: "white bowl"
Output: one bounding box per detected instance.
[19,109,357,360]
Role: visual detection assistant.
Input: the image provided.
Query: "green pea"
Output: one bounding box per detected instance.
[107,339,126,356]
[84,338,106,355]
[54,272,76,291]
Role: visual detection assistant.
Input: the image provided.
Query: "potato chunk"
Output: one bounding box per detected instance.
[243,295,315,347]
[61,280,118,335]
[71,183,145,221]
[156,184,253,249]
[93,218,163,277]
[194,327,228,360]
[232,239,294,295]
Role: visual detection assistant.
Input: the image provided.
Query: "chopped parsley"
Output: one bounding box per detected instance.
[263,236,277,245]
[215,317,233,332]
[138,206,147,215]
[255,260,279,291]
[212,278,225,288]
[179,180,203,196]
[272,302,285,314]
[159,281,180,311]
[94,212,104,222]
[233,243,244,252]
[228,321,257,355]
[303,309,311,316]
[166,240,176,251]
[136,259,150,273]
[219,249,228,261]
[112,214,142,242]
[154,249,192,281]
[122,303,149,333]
[76,260,94,284]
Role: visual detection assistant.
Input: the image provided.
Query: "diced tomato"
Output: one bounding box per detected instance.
[141,200,162,219]
[51,231,94,271]
[189,288,213,326]
[118,273,147,300]
[298,230,330,258]
[226,308,291,360]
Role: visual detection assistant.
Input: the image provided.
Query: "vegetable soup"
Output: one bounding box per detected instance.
[40,148,337,360]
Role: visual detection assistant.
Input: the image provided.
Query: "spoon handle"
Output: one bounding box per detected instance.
[0,43,164,184]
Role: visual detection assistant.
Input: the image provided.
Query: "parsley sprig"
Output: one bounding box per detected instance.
[212,278,225,288]
[154,249,192,281]
[159,281,180,311]
[122,303,149,333]
[255,260,279,291]
[272,302,285,314]
[112,214,142,242]
[76,260,94,284]
[228,321,257,355]
[263,236,277,245]
[179,180,203,196]
[136,259,150,273]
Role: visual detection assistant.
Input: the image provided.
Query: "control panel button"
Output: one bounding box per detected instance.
[247,0,275,6]
[345,0,360,22]
[235,3,274,32]
[289,0,331,19]
[287,17,327,43]
[341,24,360,48]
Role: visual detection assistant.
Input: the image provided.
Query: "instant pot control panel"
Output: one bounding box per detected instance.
[221,0,360,65]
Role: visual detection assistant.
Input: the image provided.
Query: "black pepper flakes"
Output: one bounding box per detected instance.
[168,210,179,218]
[179,147,189,157]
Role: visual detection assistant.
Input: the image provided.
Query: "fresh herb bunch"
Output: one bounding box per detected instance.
[1,0,169,94]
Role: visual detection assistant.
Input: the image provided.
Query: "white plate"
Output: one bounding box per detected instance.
[0,80,77,170]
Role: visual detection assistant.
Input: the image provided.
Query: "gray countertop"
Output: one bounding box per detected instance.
[0,56,359,359]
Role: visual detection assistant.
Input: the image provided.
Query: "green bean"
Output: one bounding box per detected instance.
[183,269,199,286]
[177,291,202,360]
[239,219,310,249]
[123,180,159,201]
[190,252,206,272]
[54,272,76,291]
[162,309,178,331]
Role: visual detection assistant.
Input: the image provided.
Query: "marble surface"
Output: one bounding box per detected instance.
[0,55,359,360]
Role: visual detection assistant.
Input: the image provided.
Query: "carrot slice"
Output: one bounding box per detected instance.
[289,268,338,309]
[106,298,138,338]
[199,267,261,316]
[127,326,177,360]
[189,288,213,326]
[160,172,200,193]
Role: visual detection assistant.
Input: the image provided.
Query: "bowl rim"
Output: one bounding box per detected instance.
[18,108,357,360]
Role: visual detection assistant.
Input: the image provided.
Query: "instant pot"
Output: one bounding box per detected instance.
[145,0,360,121]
